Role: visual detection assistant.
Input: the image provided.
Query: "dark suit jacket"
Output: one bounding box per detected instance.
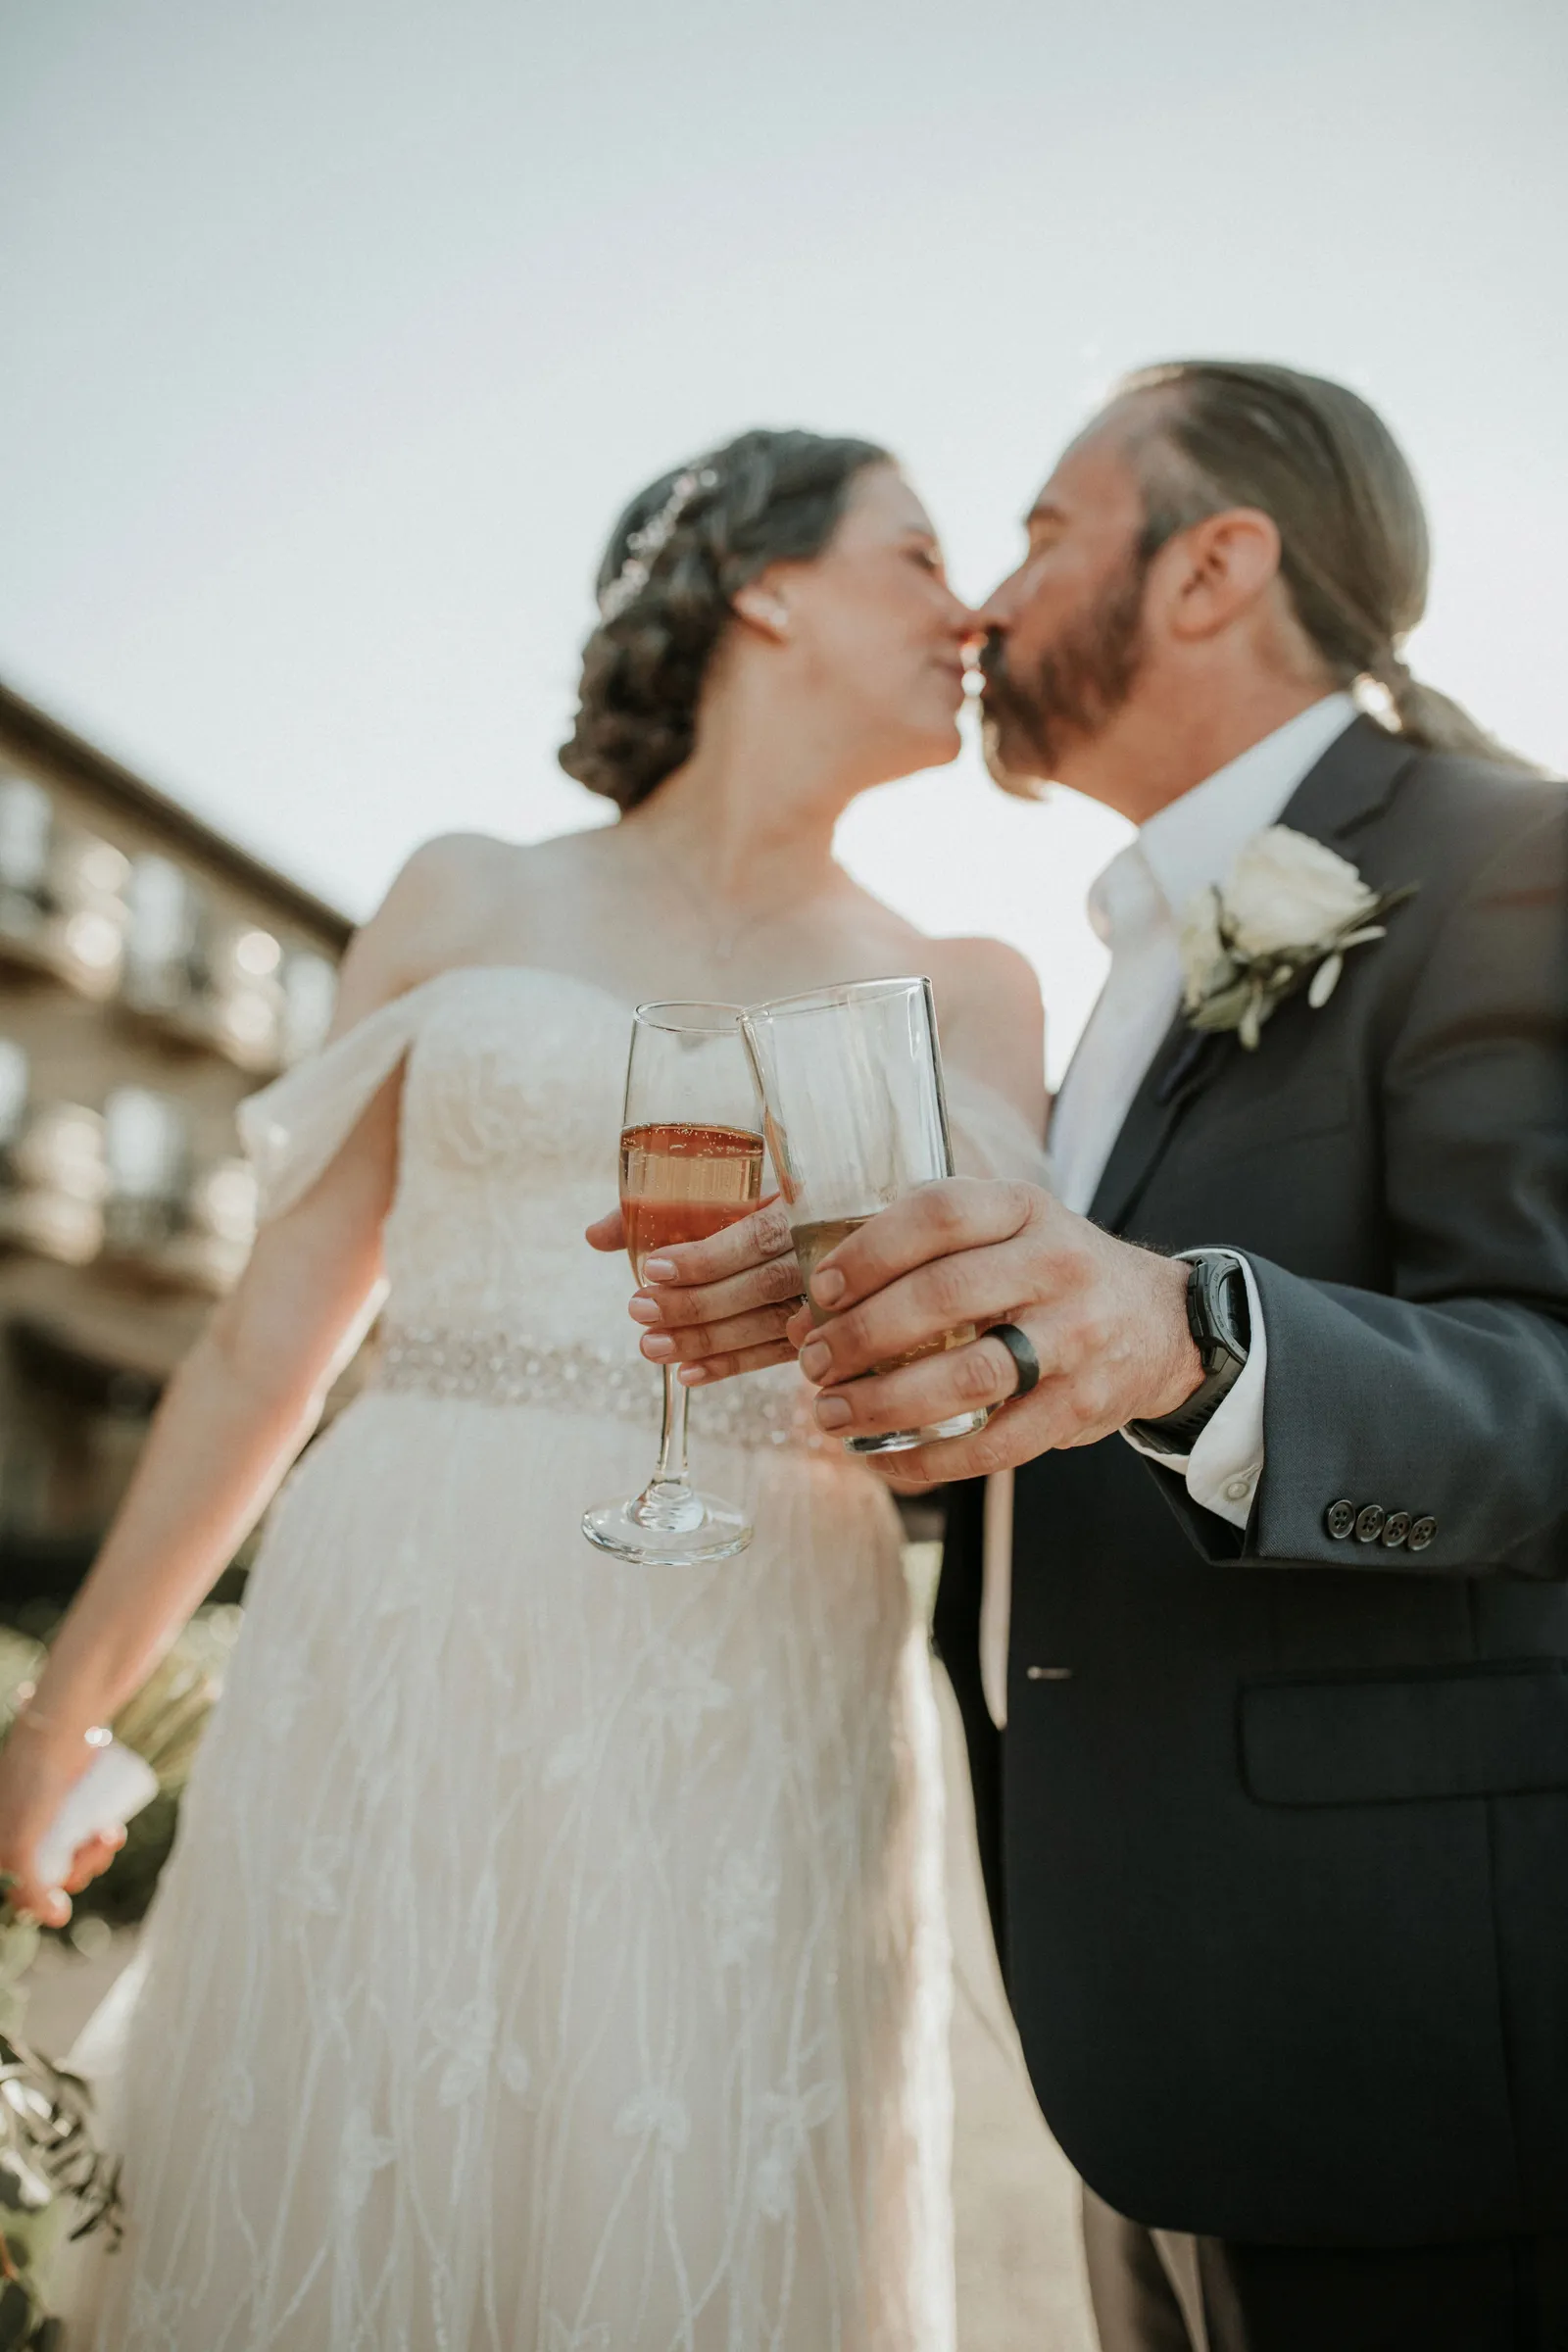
[937,716,1568,2247]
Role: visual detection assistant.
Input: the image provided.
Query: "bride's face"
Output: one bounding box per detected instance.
[773,465,976,783]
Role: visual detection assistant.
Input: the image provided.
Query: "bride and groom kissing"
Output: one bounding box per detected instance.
[2,360,1563,2352]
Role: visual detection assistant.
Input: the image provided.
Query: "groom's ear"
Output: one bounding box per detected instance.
[1162,507,1283,644]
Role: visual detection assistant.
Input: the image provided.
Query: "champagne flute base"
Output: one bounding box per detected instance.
[844,1405,991,1455]
[581,1492,754,1567]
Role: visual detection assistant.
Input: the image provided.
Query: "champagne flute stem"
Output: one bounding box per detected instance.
[653,1363,692,1492]
[627,1365,705,1535]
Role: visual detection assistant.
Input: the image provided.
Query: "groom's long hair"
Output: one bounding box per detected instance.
[1120,360,1541,775]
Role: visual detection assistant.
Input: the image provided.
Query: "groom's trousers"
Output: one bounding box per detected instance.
[1082,2185,1568,2352]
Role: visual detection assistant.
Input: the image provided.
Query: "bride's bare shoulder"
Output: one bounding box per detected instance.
[332,828,615,1028]
[330,833,526,1028]
[925,933,1048,1130]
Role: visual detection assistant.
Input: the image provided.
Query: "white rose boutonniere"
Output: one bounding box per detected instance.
[1179,826,1416,1051]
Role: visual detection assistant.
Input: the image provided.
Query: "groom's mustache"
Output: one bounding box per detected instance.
[976,629,1041,737]
[974,627,1053,792]
[977,630,1009,692]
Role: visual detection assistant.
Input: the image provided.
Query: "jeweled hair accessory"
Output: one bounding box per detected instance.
[598,466,718,623]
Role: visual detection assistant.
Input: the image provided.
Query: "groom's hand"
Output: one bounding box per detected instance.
[587,1199,806,1383]
[793,1178,1203,1487]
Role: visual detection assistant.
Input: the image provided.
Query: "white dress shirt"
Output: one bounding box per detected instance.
[978,694,1358,1730]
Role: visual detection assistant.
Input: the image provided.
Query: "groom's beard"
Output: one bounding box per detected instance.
[979,556,1150,789]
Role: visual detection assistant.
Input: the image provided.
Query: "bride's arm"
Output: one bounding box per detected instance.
[0,847,478,1923]
[0,1072,399,1922]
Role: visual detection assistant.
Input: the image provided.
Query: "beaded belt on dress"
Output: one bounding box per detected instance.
[373,1325,827,1452]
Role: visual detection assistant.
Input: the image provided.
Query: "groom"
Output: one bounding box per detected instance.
[635,362,1568,2347]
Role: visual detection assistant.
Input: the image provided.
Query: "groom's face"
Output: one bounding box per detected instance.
[975,412,1156,792]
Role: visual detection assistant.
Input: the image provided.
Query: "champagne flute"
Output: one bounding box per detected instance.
[582,1002,764,1565]
[742,975,990,1453]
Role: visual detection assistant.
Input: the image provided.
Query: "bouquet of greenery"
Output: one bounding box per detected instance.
[0,2004,121,2349]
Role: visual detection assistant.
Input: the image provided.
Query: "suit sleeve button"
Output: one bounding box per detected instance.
[1408,1516,1438,1551]
[1354,1504,1386,1543]
[1380,1511,1411,1548]
[1325,1499,1356,1540]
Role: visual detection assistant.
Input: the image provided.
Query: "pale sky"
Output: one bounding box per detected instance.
[3,0,1563,1078]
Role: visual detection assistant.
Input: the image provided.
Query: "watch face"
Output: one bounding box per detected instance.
[1222,1270,1251,1354]
[1207,1259,1250,1358]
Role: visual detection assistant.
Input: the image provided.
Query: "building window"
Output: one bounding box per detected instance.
[121,858,291,1072]
[0,775,129,996]
[0,776,52,909]
[98,1089,257,1291]
[0,1040,107,1266]
[122,855,203,1015]
[0,1038,28,1150]
[101,1088,191,1259]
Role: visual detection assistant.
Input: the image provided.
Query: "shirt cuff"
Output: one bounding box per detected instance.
[1122,1251,1267,1530]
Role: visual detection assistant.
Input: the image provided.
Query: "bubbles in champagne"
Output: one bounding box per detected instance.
[620,1121,764,1276]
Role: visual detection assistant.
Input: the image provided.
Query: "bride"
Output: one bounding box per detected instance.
[0,429,1047,2350]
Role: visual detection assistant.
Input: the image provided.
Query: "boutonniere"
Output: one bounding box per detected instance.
[1178,826,1416,1051]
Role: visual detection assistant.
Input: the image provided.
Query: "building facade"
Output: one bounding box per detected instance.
[0,683,352,1610]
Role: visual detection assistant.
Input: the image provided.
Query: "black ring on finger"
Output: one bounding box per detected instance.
[987,1321,1041,1398]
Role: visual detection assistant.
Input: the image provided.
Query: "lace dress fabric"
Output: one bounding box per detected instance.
[62,964,1048,2352]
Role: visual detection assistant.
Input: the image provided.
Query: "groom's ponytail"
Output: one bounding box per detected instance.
[1119,361,1543,775]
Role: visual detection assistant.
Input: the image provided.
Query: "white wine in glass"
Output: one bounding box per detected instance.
[582,1004,763,1566]
[743,977,990,1453]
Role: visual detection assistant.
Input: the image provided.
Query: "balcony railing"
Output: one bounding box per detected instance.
[0,1054,259,1292]
[0,775,130,1000]
[0,1097,108,1267]
[0,773,337,1073]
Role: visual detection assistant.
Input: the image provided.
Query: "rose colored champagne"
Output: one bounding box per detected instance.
[620,1120,764,1279]
[793,1213,977,1369]
[585,1004,760,1567]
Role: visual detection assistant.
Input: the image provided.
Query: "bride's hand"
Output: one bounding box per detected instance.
[0,1714,126,1927]
[587,1200,807,1385]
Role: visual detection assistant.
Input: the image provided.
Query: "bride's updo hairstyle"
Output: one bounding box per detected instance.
[561,428,890,810]
[1119,360,1541,773]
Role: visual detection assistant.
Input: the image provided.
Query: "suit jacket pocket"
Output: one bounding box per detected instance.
[1240,1658,1568,1805]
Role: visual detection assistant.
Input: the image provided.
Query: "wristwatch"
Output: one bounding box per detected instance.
[1125,1250,1250,1454]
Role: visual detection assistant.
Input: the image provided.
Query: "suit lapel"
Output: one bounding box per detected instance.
[1082,716,1421,1235]
[1087,1017,1223,1231]
[1277,710,1418,849]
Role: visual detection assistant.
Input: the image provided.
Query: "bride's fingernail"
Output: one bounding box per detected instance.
[815,1396,852,1430]
[678,1364,709,1385]
[641,1334,675,1359]
[644,1258,678,1283]
[628,1295,662,1323]
[811,1269,846,1307]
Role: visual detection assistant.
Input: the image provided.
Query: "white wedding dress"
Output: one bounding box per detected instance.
[69,964,1039,2352]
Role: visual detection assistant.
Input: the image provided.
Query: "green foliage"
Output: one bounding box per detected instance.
[0,1602,242,2336]
[0,2032,121,2346]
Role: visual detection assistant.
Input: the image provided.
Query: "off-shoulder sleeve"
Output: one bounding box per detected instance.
[944,1067,1054,1190]
[236,982,434,1224]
